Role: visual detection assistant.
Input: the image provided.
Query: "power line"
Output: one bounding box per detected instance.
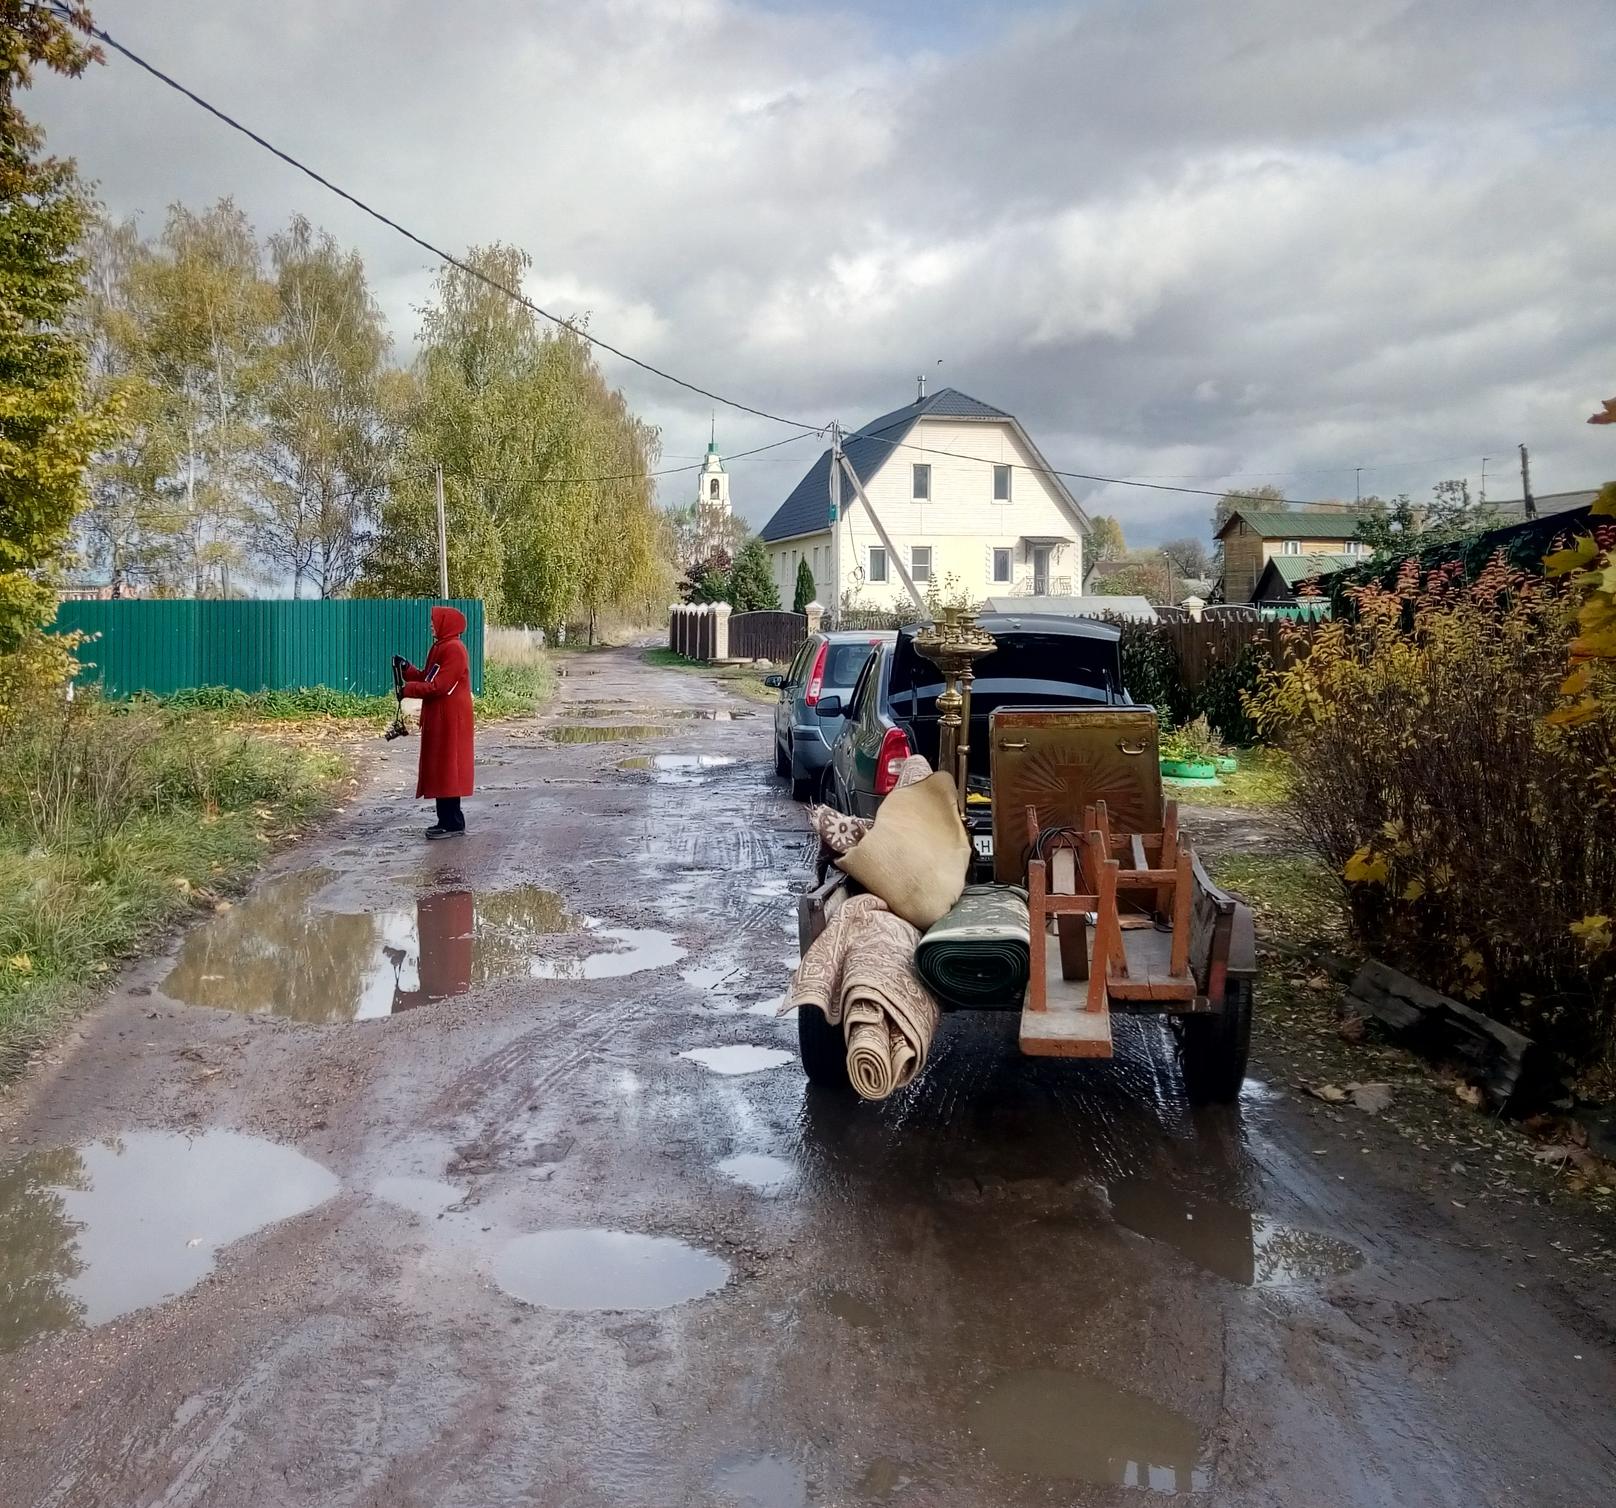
[61,7,825,435]
[424,429,821,485]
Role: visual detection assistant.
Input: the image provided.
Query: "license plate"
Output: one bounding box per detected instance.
[973,834,994,858]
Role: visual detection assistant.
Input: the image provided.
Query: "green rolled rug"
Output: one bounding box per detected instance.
[915,884,1031,1008]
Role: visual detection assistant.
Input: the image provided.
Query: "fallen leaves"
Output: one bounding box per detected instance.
[1307,1080,1392,1114]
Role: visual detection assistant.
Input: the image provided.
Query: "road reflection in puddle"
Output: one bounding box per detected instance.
[162,872,576,1021]
[715,1153,797,1195]
[969,1369,1210,1492]
[680,1046,795,1075]
[1107,1179,1363,1287]
[493,1228,729,1311]
[0,1130,338,1351]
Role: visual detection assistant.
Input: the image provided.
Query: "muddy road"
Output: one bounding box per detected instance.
[2,649,1613,1507]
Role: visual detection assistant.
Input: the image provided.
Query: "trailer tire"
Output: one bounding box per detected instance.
[797,1004,852,1090]
[1180,978,1253,1105]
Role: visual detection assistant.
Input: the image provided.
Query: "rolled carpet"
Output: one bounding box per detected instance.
[785,893,940,1101]
[915,884,1031,1008]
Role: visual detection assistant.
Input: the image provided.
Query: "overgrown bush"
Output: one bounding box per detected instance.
[1249,554,1616,1076]
[1115,619,1267,744]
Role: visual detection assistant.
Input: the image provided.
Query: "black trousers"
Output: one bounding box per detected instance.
[434,797,465,831]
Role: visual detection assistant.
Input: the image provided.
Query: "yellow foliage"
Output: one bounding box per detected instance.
[1571,915,1614,952]
[1344,846,1389,885]
[1544,537,1599,577]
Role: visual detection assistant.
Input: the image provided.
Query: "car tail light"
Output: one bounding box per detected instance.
[874,727,912,795]
[804,642,828,706]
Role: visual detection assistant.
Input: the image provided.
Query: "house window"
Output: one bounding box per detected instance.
[911,546,932,584]
[992,547,1011,583]
[868,546,888,583]
[1283,540,1301,555]
[993,464,1011,502]
[912,463,930,500]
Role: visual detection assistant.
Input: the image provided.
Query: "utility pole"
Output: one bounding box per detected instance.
[1355,467,1362,504]
[828,423,842,628]
[1519,443,1535,517]
[1480,455,1490,507]
[435,463,449,598]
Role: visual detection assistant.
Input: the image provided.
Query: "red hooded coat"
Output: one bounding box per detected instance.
[401,606,475,799]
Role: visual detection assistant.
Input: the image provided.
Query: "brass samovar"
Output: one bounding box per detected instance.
[913,605,997,815]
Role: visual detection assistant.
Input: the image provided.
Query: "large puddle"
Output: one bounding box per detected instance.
[162,872,577,1022]
[0,1130,338,1351]
[572,705,754,722]
[969,1369,1210,1492]
[493,1228,729,1311]
[1106,1180,1363,1287]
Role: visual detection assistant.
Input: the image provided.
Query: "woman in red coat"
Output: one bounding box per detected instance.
[399,605,475,839]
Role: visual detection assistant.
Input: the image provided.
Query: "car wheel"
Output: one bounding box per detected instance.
[1179,978,1253,1105]
[797,1003,852,1089]
[789,755,814,803]
[774,739,790,777]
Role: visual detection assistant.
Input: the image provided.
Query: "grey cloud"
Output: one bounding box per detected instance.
[33,0,1616,542]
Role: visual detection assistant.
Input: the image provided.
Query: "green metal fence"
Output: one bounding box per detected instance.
[50,598,485,698]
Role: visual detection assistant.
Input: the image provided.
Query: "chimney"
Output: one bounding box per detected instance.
[917,373,927,402]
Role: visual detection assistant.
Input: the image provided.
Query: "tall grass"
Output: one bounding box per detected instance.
[0,691,345,1078]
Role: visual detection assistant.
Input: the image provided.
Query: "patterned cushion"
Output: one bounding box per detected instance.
[809,804,871,854]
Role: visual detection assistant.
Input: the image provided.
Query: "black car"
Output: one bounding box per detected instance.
[765,630,897,801]
[824,615,1127,866]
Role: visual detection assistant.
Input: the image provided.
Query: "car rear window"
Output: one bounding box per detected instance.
[823,642,878,688]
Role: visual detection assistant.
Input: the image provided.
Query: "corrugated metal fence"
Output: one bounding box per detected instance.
[50,598,485,698]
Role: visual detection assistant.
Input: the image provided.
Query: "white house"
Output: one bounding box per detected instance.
[759,387,1089,612]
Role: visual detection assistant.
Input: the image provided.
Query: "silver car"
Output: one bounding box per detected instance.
[766,630,897,801]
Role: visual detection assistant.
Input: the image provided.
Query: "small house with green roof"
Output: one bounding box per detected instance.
[1251,551,1358,605]
[1214,507,1373,603]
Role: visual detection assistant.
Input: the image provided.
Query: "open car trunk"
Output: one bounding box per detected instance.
[888,616,1127,783]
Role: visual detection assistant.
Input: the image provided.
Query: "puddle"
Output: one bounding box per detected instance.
[711,1452,807,1508]
[0,1130,339,1350]
[372,1176,465,1219]
[821,1290,881,1330]
[857,1458,910,1498]
[969,1370,1210,1492]
[745,995,787,1017]
[1107,1180,1363,1287]
[529,925,685,980]
[716,1154,797,1195]
[162,872,575,1022]
[680,1046,796,1076]
[545,724,671,743]
[617,753,741,781]
[492,1228,729,1311]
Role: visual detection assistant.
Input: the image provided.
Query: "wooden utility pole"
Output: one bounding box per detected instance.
[1519,443,1535,517]
[435,463,449,598]
[1480,455,1490,507]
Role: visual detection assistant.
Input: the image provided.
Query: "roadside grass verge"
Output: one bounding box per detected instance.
[0,697,346,1081]
[642,646,778,704]
[142,653,554,727]
[1212,851,1349,950]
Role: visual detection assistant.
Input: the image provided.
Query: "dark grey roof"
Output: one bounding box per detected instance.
[759,387,1014,543]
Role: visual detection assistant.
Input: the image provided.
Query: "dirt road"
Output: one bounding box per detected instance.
[2,648,1613,1507]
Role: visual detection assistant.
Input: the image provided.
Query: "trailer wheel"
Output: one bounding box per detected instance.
[797,1004,852,1090]
[1180,979,1253,1105]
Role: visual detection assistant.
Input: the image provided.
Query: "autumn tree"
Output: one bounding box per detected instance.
[1160,535,1211,579]
[138,200,276,595]
[0,2,110,648]
[1088,514,1126,562]
[256,216,392,597]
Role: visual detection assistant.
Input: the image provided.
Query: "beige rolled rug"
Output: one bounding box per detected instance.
[785,893,940,1101]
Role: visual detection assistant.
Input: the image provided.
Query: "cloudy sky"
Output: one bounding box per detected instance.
[35,0,1616,543]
